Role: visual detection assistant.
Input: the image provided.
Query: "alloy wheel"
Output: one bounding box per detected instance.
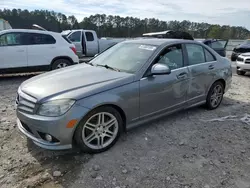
[210,84,223,108]
[56,62,68,69]
[82,112,119,150]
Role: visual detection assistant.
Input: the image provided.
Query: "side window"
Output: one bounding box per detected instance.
[205,49,216,62]
[29,33,56,45]
[186,44,205,65]
[68,31,81,42]
[211,41,226,49]
[0,33,25,46]
[85,32,94,41]
[155,44,183,70]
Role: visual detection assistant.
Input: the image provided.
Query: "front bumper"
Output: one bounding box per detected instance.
[16,103,90,150]
[236,61,250,71]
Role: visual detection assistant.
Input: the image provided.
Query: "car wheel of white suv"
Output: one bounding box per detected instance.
[74,106,123,153]
[52,59,71,70]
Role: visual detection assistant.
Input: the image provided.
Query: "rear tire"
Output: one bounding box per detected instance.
[74,106,123,154]
[236,70,246,75]
[206,81,224,110]
[51,59,71,70]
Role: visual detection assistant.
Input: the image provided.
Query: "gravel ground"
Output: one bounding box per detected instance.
[1,71,250,188]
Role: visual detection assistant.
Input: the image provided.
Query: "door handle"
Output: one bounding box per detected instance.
[208,65,215,70]
[177,72,188,79]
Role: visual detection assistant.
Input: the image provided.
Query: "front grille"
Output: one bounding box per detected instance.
[17,91,37,114]
[237,57,244,62]
[245,58,250,64]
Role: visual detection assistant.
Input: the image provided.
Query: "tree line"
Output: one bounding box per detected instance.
[1,9,249,39]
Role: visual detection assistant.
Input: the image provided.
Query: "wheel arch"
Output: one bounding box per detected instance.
[207,78,226,97]
[50,56,74,69]
[72,103,127,146]
[215,79,226,90]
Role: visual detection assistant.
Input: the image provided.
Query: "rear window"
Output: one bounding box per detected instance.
[29,33,56,45]
[186,44,206,65]
[62,35,72,44]
[85,32,94,41]
[205,49,216,62]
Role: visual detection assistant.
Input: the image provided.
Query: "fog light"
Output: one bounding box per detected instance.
[45,134,53,142]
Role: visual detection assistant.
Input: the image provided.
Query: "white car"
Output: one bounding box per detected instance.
[236,53,250,75]
[0,29,79,74]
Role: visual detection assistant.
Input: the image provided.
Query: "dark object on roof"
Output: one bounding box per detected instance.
[142,30,194,40]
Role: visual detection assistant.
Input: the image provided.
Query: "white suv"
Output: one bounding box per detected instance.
[236,53,250,75]
[0,29,79,74]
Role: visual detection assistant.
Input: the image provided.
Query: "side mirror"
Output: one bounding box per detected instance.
[151,63,171,75]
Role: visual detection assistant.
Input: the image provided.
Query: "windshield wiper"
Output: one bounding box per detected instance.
[96,64,120,72]
[85,61,94,66]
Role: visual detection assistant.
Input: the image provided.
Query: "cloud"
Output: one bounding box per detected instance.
[1,0,250,29]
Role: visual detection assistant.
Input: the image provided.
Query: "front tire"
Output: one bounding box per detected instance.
[74,106,123,153]
[231,56,236,61]
[236,70,246,75]
[206,81,224,110]
[51,59,71,70]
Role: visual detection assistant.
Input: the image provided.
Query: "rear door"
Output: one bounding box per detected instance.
[26,33,57,67]
[184,43,217,105]
[84,31,98,56]
[67,31,83,56]
[0,32,28,69]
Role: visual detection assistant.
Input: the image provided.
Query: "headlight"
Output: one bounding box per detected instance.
[37,99,75,117]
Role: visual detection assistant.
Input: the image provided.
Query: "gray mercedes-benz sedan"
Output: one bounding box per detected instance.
[16,39,232,153]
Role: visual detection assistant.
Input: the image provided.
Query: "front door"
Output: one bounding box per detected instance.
[139,44,190,118]
[185,43,217,105]
[67,31,83,57]
[0,32,27,69]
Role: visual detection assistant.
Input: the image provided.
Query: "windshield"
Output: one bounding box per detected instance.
[211,40,227,48]
[90,42,157,73]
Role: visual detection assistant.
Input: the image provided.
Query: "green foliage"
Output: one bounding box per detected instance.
[1,8,249,39]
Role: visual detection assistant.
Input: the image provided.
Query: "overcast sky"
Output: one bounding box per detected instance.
[1,0,250,30]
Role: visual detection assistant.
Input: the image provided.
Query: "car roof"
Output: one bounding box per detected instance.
[123,38,195,46]
[0,29,59,35]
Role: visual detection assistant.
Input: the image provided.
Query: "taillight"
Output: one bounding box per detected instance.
[70,47,77,55]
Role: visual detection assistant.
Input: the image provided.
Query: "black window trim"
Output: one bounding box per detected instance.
[0,32,26,47]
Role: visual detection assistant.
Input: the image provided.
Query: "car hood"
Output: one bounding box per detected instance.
[240,52,250,57]
[235,44,250,49]
[20,64,134,102]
